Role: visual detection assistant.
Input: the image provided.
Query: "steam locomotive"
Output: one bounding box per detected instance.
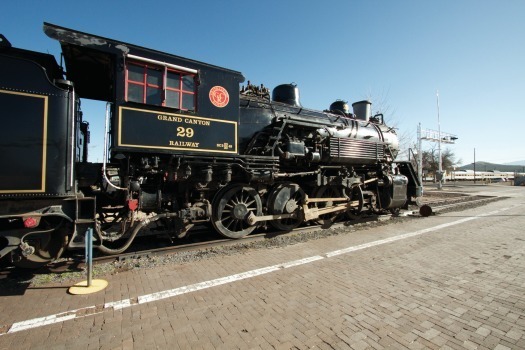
[0,23,421,268]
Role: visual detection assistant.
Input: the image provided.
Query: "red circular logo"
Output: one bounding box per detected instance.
[209,86,229,108]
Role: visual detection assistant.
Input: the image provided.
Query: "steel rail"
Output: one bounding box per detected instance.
[1,194,499,275]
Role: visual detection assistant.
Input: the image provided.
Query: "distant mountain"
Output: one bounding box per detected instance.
[459,161,525,172]
[503,160,525,166]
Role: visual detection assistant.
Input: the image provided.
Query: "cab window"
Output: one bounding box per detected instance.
[126,60,196,111]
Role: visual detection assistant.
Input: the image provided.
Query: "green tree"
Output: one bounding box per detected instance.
[422,146,461,179]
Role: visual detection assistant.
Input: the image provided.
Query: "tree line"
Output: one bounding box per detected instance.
[420,147,460,178]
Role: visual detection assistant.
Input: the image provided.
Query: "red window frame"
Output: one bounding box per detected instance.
[125,60,197,111]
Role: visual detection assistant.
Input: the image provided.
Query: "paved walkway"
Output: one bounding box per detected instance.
[1,185,525,349]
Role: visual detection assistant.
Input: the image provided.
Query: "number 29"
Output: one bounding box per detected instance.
[177,127,194,138]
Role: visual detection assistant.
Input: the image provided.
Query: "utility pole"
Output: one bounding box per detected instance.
[474,148,476,184]
[437,91,443,190]
[417,123,423,186]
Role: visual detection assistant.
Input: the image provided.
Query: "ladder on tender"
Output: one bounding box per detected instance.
[68,196,97,248]
[396,161,422,200]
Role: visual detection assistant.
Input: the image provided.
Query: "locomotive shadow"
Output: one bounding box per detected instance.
[0,260,84,296]
[342,214,383,227]
[0,268,35,296]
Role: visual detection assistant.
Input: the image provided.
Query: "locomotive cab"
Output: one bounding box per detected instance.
[44,23,245,159]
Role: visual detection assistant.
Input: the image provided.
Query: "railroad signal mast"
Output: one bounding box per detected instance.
[417,124,458,190]
[417,91,458,190]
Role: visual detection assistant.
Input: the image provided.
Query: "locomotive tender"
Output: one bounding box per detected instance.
[0,23,421,268]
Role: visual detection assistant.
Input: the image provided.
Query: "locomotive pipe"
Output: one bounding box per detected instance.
[102,102,127,191]
[127,54,198,74]
[69,88,75,189]
[97,212,179,255]
[274,170,320,178]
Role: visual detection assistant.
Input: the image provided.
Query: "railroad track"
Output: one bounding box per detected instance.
[423,195,500,213]
[0,193,502,278]
[63,193,502,266]
[416,192,500,212]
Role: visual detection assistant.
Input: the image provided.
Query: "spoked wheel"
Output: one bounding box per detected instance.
[11,218,69,269]
[312,185,345,225]
[345,186,364,220]
[267,183,305,231]
[212,184,263,238]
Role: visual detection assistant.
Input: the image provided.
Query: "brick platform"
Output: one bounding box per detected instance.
[1,185,525,349]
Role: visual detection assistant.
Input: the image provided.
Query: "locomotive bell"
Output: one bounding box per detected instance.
[352,100,372,122]
[272,83,302,107]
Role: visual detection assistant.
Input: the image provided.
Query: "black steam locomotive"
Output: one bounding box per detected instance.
[0,23,420,268]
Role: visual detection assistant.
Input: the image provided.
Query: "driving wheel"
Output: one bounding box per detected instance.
[267,183,305,231]
[311,185,344,225]
[345,186,364,220]
[212,184,263,238]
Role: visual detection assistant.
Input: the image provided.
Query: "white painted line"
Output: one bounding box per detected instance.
[8,314,77,333]
[326,213,485,257]
[280,255,324,268]
[138,265,282,304]
[104,299,132,310]
[1,204,519,335]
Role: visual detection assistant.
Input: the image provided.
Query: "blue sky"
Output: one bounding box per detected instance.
[2,0,524,166]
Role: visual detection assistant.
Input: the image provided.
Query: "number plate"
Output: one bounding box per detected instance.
[118,107,237,153]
